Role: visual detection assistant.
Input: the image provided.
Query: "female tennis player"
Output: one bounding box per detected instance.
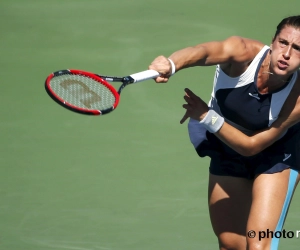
[149,15,300,250]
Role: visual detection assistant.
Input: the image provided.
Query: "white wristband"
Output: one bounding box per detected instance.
[200,109,224,133]
[168,58,176,76]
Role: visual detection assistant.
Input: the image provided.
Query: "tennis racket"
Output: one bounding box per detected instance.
[45,69,159,115]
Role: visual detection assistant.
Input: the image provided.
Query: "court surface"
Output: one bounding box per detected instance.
[0,1,300,249]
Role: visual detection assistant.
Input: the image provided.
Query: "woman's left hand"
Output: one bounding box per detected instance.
[180,88,209,124]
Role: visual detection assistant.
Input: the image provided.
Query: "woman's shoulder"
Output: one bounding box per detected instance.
[223,36,266,63]
[225,36,265,50]
[240,37,266,57]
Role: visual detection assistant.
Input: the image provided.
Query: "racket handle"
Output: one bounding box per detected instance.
[130,70,160,83]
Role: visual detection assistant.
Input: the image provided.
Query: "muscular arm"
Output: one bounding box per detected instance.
[168,36,263,69]
[149,36,264,82]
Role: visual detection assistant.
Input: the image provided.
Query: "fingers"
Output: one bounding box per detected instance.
[180,111,190,124]
[180,97,193,124]
[184,88,199,106]
[184,94,194,105]
[182,103,193,110]
[180,88,208,123]
[149,56,172,83]
[153,75,169,83]
[184,88,197,98]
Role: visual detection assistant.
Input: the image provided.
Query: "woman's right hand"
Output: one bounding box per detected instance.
[148,56,173,83]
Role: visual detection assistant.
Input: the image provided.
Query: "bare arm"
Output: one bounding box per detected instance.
[182,86,300,156]
[169,36,257,68]
[216,121,288,156]
[149,36,264,82]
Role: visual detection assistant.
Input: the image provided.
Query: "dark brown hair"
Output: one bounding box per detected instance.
[274,15,300,39]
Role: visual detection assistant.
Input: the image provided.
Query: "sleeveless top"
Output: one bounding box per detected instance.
[188,45,298,149]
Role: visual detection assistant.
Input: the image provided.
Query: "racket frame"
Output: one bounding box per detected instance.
[45,69,159,115]
[45,69,123,115]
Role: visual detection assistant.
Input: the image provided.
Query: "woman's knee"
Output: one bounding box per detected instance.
[246,240,271,250]
[217,232,247,250]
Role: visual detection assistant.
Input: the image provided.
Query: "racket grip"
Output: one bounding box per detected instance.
[130,70,160,83]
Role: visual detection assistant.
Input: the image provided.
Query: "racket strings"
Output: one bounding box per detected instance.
[49,74,116,110]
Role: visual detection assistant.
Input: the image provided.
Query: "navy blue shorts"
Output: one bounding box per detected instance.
[189,121,300,179]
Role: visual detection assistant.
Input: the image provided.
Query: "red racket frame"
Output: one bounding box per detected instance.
[45,69,120,115]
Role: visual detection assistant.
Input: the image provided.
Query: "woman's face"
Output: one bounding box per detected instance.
[270,26,300,78]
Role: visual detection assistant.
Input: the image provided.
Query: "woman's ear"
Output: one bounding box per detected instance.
[270,37,276,51]
[270,41,274,52]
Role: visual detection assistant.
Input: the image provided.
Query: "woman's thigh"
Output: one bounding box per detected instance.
[247,168,300,250]
[208,173,253,250]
